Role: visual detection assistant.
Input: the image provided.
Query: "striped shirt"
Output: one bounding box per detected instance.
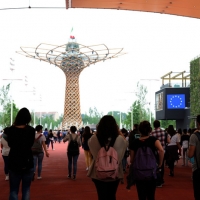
[150,128,166,150]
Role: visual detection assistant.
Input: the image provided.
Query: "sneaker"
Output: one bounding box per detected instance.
[5,176,9,181]
[37,177,42,180]
[72,175,76,180]
[67,174,71,179]
[156,184,162,188]
[169,172,174,177]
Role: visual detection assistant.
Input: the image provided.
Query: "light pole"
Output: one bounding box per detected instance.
[2,58,22,125]
[124,91,137,129]
[140,79,160,124]
[115,98,126,129]
[120,111,121,129]
[39,94,42,125]
[20,76,37,126]
[117,111,122,129]
[28,90,44,127]
[131,106,133,130]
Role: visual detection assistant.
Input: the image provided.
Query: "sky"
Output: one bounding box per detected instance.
[0,0,199,116]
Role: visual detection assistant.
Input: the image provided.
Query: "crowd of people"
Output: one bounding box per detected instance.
[0,107,200,200]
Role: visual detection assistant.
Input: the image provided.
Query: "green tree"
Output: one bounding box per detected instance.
[107,111,127,128]
[0,102,19,128]
[82,107,103,125]
[0,84,19,128]
[123,82,152,129]
[0,84,10,127]
[160,120,176,129]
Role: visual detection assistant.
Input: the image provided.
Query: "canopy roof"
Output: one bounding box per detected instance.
[66,0,200,19]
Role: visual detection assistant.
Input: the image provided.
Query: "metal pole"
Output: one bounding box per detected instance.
[40,111,41,125]
[149,81,152,124]
[10,58,15,126]
[131,106,133,130]
[10,74,13,126]
[120,111,122,129]
[149,103,151,124]
[11,98,13,125]
[40,94,42,125]
[140,79,159,124]
[34,110,35,127]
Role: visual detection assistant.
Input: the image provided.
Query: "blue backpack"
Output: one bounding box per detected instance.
[133,144,157,181]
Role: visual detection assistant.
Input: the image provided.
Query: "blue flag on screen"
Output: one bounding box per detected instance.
[167,94,185,109]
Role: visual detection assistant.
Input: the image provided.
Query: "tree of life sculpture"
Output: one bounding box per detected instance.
[17,35,125,129]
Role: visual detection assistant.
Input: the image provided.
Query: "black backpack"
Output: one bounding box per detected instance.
[68,134,79,156]
[31,134,43,154]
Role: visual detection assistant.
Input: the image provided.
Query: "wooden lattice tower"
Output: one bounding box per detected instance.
[17,35,125,129]
[63,67,83,128]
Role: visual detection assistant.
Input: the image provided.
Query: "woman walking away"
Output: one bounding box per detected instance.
[63,126,81,180]
[129,121,164,200]
[82,126,93,171]
[88,115,127,200]
[166,125,181,177]
[180,129,190,166]
[47,129,55,150]
[1,132,10,180]
[32,125,49,180]
[4,107,35,200]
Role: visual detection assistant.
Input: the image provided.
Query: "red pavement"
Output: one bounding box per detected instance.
[0,142,194,200]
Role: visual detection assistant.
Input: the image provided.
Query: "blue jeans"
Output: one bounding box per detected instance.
[33,152,44,177]
[47,140,54,149]
[67,153,79,175]
[9,169,34,200]
[2,155,9,175]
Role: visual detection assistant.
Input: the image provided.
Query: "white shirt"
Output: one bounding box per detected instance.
[182,140,189,149]
[1,137,10,156]
[168,134,180,146]
[35,133,46,144]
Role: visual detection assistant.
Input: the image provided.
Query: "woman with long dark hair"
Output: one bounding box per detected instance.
[82,126,93,171]
[166,125,181,177]
[129,121,164,200]
[88,115,127,200]
[63,126,81,180]
[4,107,35,200]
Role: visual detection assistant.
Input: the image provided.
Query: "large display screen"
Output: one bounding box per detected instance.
[167,94,185,109]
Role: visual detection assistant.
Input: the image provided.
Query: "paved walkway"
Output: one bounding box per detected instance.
[0,142,194,200]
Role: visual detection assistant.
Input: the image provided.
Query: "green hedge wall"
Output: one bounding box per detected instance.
[190,57,200,128]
